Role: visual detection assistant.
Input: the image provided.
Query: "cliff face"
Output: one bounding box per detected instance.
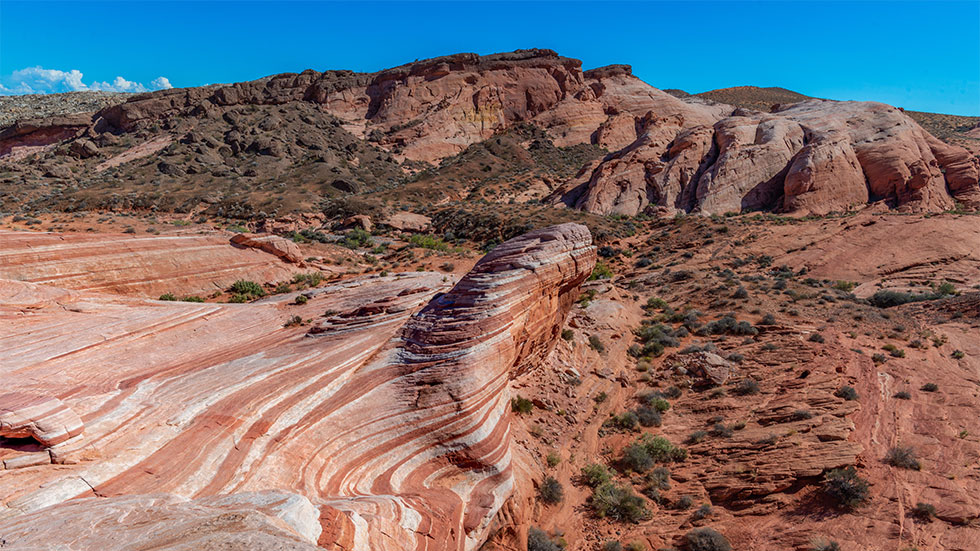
[0,223,595,551]
[560,100,980,216]
[0,48,976,216]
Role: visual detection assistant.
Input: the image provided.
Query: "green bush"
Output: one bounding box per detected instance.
[921,382,939,392]
[294,294,309,305]
[911,502,936,522]
[885,446,921,470]
[893,390,911,400]
[589,335,606,353]
[341,228,374,249]
[511,396,534,414]
[181,295,205,303]
[589,261,614,281]
[408,233,450,251]
[561,329,574,341]
[539,476,564,504]
[590,483,650,523]
[733,379,760,396]
[581,463,613,487]
[811,540,841,551]
[159,293,177,301]
[527,527,564,551]
[835,385,859,401]
[823,466,870,509]
[230,280,265,298]
[685,527,731,551]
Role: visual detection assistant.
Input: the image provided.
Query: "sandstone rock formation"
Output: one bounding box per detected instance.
[0,230,303,297]
[1,50,974,218]
[559,100,980,216]
[0,223,595,550]
[230,232,305,263]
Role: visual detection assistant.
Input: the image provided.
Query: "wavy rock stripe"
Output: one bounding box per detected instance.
[0,223,595,551]
[0,230,302,298]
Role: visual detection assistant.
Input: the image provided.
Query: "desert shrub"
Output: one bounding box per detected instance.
[511,396,533,414]
[885,446,921,470]
[230,280,265,298]
[952,350,965,359]
[823,466,870,509]
[920,382,939,392]
[833,281,857,292]
[894,390,911,400]
[709,423,733,437]
[546,452,561,468]
[696,315,758,336]
[687,430,708,444]
[646,396,671,413]
[621,442,655,473]
[809,333,825,343]
[594,391,608,404]
[867,288,951,308]
[608,411,639,431]
[673,495,694,510]
[883,344,905,358]
[911,502,936,522]
[835,385,859,401]
[561,329,574,341]
[811,540,841,551]
[624,543,645,551]
[685,527,731,551]
[646,297,668,309]
[589,262,614,281]
[581,463,613,488]
[341,228,373,249]
[636,406,662,427]
[733,379,760,396]
[732,286,748,299]
[759,313,777,325]
[159,293,177,301]
[872,353,887,364]
[181,295,205,302]
[649,466,671,490]
[527,527,563,551]
[726,352,744,363]
[294,294,309,305]
[602,542,624,551]
[292,272,324,287]
[589,335,606,353]
[790,410,813,421]
[663,385,683,399]
[283,315,303,327]
[591,483,651,523]
[408,233,450,251]
[691,504,713,520]
[539,476,564,504]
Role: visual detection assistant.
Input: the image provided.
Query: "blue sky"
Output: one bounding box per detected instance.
[2,1,978,115]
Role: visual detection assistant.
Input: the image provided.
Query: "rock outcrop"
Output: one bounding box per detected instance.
[0,223,595,550]
[0,230,303,297]
[0,393,84,448]
[230,233,304,263]
[560,100,980,215]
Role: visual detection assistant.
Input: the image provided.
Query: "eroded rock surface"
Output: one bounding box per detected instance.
[0,223,595,551]
[561,101,980,215]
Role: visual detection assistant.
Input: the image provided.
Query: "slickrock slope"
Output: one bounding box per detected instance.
[0,230,303,297]
[0,223,595,551]
[559,100,980,216]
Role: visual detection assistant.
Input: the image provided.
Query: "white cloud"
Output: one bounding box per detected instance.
[151,77,173,90]
[0,66,174,95]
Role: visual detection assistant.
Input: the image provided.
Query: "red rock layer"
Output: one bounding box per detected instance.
[562,100,980,215]
[0,230,302,297]
[0,223,595,551]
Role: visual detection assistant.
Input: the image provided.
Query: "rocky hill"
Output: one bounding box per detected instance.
[1,50,976,233]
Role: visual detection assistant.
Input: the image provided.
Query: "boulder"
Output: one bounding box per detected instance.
[383,211,431,231]
[229,233,303,263]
